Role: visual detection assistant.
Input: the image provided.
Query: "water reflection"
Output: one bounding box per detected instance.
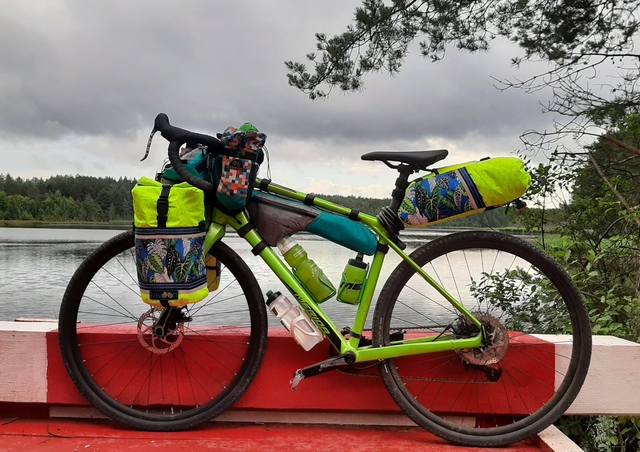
[0,228,123,321]
[0,227,445,327]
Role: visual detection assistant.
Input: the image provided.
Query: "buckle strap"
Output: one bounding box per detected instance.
[156,184,172,228]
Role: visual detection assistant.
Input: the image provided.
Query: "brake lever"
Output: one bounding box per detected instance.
[141,128,158,162]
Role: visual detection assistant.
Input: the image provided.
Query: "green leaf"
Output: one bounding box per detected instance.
[147,254,164,274]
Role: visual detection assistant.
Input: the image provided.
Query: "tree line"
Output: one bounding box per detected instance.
[0,174,135,222]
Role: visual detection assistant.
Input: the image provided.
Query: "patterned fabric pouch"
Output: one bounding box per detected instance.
[214,124,266,213]
[218,155,253,203]
[132,177,209,307]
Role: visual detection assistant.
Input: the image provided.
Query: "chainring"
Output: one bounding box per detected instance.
[455,314,509,365]
[137,307,184,355]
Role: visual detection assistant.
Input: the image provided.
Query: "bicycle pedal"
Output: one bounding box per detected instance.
[290,370,304,390]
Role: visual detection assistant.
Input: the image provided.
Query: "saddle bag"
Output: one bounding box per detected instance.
[132,177,209,307]
[398,157,531,227]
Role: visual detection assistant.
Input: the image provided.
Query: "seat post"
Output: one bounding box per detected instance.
[389,165,413,212]
[376,165,413,247]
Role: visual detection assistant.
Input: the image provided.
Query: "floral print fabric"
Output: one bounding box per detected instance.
[135,228,208,306]
[398,167,486,227]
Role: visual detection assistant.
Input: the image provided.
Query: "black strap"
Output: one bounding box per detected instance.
[156,184,172,228]
[159,299,171,308]
[237,223,255,238]
[304,194,315,206]
[260,178,271,191]
[395,176,409,191]
[349,331,362,339]
[391,188,405,202]
[349,209,360,221]
[251,241,268,256]
[376,243,389,254]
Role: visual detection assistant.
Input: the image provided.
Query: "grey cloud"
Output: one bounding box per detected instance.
[0,0,553,165]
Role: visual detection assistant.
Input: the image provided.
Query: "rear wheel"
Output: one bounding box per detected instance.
[59,230,267,431]
[372,231,591,447]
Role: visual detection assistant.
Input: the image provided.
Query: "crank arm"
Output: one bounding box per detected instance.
[290,352,356,390]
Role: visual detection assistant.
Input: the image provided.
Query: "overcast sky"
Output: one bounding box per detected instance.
[0,0,557,198]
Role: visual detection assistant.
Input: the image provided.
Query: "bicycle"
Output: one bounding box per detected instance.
[58,113,592,447]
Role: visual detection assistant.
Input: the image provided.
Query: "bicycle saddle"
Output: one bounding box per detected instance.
[361,150,448,168]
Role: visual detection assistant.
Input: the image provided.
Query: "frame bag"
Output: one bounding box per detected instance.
[398,157,531,227]
[132,177,208,307]
[247,192,378,255]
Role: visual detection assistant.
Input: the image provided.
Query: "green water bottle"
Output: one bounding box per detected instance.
[337,254,368,304]
[277,237,336,303]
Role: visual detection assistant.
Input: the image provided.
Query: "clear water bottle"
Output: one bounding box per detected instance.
[337,254,368,305]
[266,291,324,351]
[277,237,336,303]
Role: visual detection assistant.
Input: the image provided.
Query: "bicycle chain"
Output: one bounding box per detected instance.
[341,370,497,384]
[339,325,500,384]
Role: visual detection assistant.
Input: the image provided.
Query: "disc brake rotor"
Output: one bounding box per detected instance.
[137,307,184,355]
[456,314,509,365]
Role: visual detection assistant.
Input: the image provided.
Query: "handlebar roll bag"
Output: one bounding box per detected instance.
[398,157,531,227]
[132,177,209,307]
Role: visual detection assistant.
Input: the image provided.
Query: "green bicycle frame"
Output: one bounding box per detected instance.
[205,180,484,363]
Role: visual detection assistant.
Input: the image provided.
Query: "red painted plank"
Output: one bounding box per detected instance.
[46,328,554,415]
[0,418,544,452]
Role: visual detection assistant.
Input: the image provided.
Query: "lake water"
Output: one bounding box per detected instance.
[0,227,450,326]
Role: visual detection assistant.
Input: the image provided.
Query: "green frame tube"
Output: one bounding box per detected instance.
[204,181,484,362]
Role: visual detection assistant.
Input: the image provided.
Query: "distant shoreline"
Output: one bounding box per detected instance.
[0,220,131,230]
[0,219,535,237]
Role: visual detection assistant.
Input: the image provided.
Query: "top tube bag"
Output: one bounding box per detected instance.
[398,157,531,227]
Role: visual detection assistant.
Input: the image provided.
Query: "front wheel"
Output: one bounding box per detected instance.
[58,230,268,431]
[372,231,591,447]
